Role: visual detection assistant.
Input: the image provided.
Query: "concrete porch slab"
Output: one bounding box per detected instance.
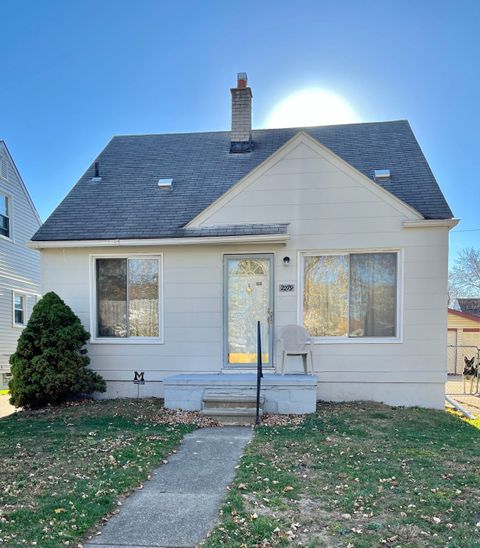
[164,373,317,414]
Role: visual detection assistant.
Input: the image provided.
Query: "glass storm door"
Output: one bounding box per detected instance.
[224,254,274,366]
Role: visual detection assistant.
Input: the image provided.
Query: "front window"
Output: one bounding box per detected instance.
[96,257,160,338]
[303,252,398,338]
[14,293,25,326]
[0,193,10,238]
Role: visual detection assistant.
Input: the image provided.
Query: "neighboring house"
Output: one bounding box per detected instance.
[0,141,41,389]
[452,298,480,318]
[447,306,480,375]
[31,74,457,410]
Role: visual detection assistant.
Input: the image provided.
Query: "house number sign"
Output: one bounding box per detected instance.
[279,283,295,293]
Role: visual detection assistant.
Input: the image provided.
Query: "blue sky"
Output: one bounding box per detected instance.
[1,0,478,262]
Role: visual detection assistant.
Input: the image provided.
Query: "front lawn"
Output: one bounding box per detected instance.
[0,399,196,546]
[206,403,480,547]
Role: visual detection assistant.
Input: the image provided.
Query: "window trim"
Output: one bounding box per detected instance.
[12,291,26,328]
[89,253,164,344]
[0,189,12,242]
[297,248,403,344]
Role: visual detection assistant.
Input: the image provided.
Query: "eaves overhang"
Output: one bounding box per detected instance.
[28,232,290,249]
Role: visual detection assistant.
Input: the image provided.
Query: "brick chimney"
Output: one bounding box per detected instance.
[230,72,253,153]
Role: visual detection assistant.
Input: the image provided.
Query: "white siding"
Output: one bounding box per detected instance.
[0,143,41,382]
[40,136,450,408]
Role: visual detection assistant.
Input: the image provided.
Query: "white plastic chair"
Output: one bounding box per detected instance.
[279,325,313,375]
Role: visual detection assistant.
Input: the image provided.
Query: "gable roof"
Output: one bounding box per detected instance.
[0,140,42,226]
[32,120,453,242]
[448,307,480,323]
[455,299,480,318]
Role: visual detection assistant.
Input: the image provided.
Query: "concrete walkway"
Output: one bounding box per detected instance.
[0,395,15,419]
[86,426,252,548]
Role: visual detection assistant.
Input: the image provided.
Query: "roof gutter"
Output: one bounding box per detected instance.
[28,233,290,249]
[403,218,459,229]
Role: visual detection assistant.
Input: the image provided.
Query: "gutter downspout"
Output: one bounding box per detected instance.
[445,395,475,420]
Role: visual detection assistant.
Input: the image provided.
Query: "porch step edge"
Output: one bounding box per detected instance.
[201,407,263,425]
[201,407,263,417]
[203,392,265,404]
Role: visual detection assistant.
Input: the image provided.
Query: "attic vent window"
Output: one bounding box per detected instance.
[374,169,391,182]
[158,178,173,189]
[1,157,8,180]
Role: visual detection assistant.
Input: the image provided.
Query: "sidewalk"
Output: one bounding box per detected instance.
[0,395,14,419]
[85,426,252,548]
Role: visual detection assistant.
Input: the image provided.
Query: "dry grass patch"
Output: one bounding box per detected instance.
[205,402,480,547]
[0,398,198,547]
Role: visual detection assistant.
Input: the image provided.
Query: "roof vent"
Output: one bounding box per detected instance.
[158,178,173,189]
[374,169,391,182]
[91,161,102,182]
[1,156,8,180]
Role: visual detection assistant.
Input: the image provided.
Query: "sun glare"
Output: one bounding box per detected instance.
[265,89,358,128]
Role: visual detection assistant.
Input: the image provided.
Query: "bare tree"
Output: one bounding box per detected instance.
[449,247,480,300]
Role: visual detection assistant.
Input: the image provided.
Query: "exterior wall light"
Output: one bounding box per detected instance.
[283,256,291,266]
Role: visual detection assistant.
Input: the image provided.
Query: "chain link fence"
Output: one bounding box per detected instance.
[447,344,479,376]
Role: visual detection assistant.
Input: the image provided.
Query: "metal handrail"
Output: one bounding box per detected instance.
[255,320,263,425]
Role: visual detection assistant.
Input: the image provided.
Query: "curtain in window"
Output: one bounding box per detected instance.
[128,259,159,337]
[97,258,159,338]
[97,259,128,337]
[303,255,349,336]
[349,253,397,337]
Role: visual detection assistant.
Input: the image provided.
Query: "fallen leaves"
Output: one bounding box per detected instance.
[150,408,220,427]
[260,414,305,427]
[205,402,480,548]
[0,398,195,546]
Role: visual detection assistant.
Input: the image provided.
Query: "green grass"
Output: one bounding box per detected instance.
[205,403,480,547]
[0,399,195,546]
[0,390,9,395]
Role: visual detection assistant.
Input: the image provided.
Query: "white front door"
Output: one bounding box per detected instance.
[224,254,274,366]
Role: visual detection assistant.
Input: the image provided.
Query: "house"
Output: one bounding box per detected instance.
[452,298,480,318]
[0,141,41,389]
[447,305,480,375]
[30,74,457,411]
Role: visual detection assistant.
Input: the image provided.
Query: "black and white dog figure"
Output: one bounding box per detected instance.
[463,356,479,395]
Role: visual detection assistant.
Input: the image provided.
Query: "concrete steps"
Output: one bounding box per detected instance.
[201,390,264,425]
[164,373,317,415]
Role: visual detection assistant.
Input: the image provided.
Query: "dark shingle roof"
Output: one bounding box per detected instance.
[32,121,453,241]
[457,299,480,317]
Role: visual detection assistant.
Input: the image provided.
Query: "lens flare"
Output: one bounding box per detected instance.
[265,89,358,128]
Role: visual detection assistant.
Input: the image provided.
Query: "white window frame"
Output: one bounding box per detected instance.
[12,291,26,328]
[298,248,404,344]
[89,253,164,344]
[0,189,12,242]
